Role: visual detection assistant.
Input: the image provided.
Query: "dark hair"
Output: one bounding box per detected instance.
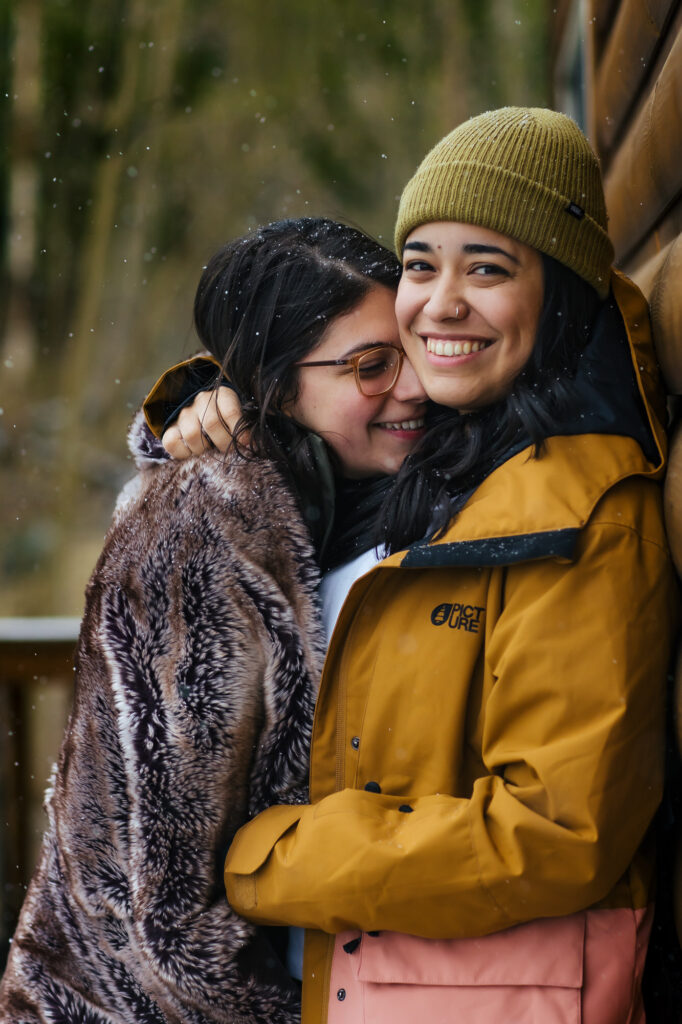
[379,254,604,552]
[193,217,400,479]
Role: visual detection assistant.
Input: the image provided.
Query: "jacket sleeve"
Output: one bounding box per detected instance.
[143,352,227,437]
[224,514,677,939]
[53,453,316,1020]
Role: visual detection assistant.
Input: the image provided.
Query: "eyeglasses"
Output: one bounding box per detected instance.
[296,345,404,397]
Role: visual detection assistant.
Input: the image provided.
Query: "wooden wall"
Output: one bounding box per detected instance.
[554,0,682,992]
[554,1,681,283]
[594,0,681,274]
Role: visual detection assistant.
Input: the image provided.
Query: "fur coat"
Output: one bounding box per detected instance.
[0,414,325,1023]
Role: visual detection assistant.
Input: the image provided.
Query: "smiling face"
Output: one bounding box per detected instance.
[395,221,544,411]
[287,285,428,478]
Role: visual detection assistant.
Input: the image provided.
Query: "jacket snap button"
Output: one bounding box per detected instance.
[364,781,381,793]
[351,736,360,750]
[337,988,346,1001]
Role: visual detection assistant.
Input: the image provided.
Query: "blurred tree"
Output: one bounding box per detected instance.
[4,0,39,386]
[53,0,187,593]
[0,0,14,344]
[1,0,549,615]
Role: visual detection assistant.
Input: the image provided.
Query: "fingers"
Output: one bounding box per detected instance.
[176,398,215,454]
[214,386,244,434]
[206,387,245,450]
[161,424,194,459]
[160,386,245,459]
[161,397,214,458]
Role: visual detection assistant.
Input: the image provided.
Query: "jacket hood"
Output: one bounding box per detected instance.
[608,269,666,464]
[390,270,667,570]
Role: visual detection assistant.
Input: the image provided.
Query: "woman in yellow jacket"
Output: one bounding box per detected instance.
[219,109,678,1024]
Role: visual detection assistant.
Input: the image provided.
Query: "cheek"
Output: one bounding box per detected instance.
[291,393,321,431]
[395,282,420,333]
[400,333,423,369]
[494,294,539,350]
[514,277,543,347]
[517,304,541,358]
[327,395,381,445]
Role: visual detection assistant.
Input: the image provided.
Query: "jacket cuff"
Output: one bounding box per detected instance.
[224,804,307,914]
[143,353,225,437]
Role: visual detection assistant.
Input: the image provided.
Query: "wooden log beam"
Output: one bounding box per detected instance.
[603,27,682,262]
[595,0,678,156]
[591,0,624,59]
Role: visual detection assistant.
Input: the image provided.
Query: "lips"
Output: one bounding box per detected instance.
[425,338,491,356]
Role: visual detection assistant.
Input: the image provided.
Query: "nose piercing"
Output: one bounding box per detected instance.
[455,304,464,320]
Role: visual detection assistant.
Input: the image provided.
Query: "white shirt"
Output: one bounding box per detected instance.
[286,545,384,980]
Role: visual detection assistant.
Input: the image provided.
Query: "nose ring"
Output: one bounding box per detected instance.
[455,304,464,320]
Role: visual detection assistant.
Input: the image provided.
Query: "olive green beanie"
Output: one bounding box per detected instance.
[394,106,614,298]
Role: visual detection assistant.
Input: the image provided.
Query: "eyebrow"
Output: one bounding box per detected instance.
[403,239,520,264]
[340,340,398,359]
[463,243,519,264]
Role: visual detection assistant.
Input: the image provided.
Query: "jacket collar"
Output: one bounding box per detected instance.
[396,432,654,568]
[610,269,666,468]
[385,271,666,570]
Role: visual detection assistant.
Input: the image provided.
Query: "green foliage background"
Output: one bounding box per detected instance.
[1,0,549,615]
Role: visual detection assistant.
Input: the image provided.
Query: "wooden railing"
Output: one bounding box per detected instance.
[0,618,79,970]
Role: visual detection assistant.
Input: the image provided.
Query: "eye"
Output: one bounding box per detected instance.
[470,263,510,277]
[403,258,434,273]
[356,348,399,379]
[357,355,392,378]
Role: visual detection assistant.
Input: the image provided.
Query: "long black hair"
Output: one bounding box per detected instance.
[192,218,400,482]
[379,254,604,553]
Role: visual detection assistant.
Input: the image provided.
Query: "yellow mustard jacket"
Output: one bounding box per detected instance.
[222,273,678,1023]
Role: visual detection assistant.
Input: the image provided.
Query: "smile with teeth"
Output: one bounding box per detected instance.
[426,338,491,356]
[378,418,425,431]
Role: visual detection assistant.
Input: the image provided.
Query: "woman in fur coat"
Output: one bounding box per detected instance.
[0,218,428,1024]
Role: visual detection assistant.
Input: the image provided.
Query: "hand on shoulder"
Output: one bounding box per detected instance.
[162,385,245,458]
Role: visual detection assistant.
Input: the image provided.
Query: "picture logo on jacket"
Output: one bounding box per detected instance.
[431,602,485,633]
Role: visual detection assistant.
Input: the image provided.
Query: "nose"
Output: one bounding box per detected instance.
[423,272,466,322]
[392,353,428,402]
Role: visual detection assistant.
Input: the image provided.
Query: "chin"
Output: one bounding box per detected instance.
[427,387,473,410]
[382,454,408,474]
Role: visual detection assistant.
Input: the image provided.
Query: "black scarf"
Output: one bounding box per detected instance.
[320,474,392,573]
